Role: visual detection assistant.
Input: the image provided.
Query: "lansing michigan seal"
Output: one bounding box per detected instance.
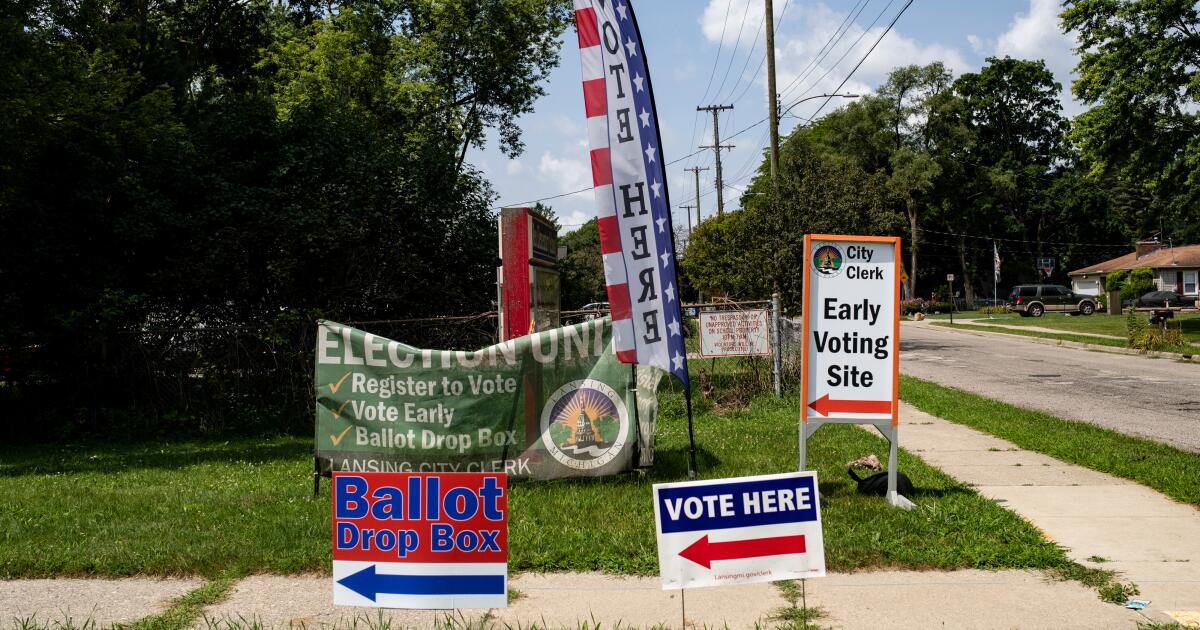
[812,244,844,278]
[540,379,630,471]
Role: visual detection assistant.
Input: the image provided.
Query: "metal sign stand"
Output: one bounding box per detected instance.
[799,234,914,511]
[799,418,914,510]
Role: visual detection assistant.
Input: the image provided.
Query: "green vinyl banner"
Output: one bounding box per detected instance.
[315,318,661,479]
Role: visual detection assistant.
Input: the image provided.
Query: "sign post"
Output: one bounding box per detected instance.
[947,274,956,324]
[800,235,912,509]
[653,471,825,590]
[333,472,508,609]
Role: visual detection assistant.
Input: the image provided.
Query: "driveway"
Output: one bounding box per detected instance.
[900,322,1200,452]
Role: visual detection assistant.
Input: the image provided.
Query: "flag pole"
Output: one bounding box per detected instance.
[993,240,999,319]
[628,0,697,479]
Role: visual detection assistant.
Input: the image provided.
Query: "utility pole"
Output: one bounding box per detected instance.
[681,204,696,234]
[697,104,733,216]
[685,166,708,225]
[764,0,779,184]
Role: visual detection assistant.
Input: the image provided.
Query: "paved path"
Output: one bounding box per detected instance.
[899,401,1200,627]
[900,321,1200,452]
[194,570,1141,629]
[0,577,200,627]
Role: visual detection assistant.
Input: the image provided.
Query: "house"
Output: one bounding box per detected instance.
[1068,240,1200,297]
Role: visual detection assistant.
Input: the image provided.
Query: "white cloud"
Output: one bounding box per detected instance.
[505,160,526,176]
[966,34,987,55]
[994,0,1083,113]
[728,2,971,120]
[538,151,590,192]
[533,151,594,225]
[700,0,769,48]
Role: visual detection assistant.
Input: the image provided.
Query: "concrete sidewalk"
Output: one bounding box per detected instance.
[898,401,1200,627]
[0,570,1143,629]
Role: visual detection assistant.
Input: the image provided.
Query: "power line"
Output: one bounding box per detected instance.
[782,0,896,110]
[777,0,873,101]
[917,227,1132,248]
[712,0,756,101]
[808,0,913,121]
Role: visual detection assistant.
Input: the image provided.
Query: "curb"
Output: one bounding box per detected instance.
[918,321,1200,362]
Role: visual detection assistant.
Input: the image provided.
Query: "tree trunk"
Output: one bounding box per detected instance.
[958,234,975,305]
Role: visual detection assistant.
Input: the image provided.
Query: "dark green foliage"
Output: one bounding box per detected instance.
[1063,0,1200,244]
[558,219,606,309]
[1123,268,1155,302]
[1105,269,1129,292]
[684,57,1138,304]
[0,0,571,437]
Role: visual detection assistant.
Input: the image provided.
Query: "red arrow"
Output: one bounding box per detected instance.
[808,394,891,416]
[678,534,806,569]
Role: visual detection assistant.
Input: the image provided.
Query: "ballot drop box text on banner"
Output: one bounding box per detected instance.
[315,318,662,480]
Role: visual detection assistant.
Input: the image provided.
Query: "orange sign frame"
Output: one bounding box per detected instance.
[800,234,901,427]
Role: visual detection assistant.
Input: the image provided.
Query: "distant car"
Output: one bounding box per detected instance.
[974,297,1006,308]
[579,302,610,320]
[1007,284,1097,317]
[1135,291,1197,309]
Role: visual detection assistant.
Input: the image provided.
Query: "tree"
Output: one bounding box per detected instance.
[558,219,606,309]
[1063,0,1200,243]
[680,210,769,301]
[686,130,900,307]
[0,0,573,433]
[953,57,1072,286]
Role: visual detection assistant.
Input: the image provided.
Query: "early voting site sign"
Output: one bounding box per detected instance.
[698,310,770,358]
[653,472,825,589]
[333,472,507,609]
[315,318,661,480]
[801,235,900,424]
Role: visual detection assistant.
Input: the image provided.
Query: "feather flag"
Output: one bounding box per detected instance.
[572,0,688,390]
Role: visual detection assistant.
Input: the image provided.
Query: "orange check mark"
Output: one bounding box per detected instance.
[327,371,352,395]
[330,426,352,446]
[331,400,351,420]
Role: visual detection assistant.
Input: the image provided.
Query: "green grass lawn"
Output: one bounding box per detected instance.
[926,310,1200,345]
[929,321,1136,350]
[1,386,1074,580]
[900,375,1200,508]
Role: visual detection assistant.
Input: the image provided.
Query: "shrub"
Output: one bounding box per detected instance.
[900,298,927,315]
[980,305,1007,315]
[927,302,954,313]
[1105,269,1128,292]
[1126,309,1189,351]
[1121,268,1155,302]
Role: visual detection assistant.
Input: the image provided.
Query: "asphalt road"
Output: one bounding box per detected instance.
[900,322,1200,452]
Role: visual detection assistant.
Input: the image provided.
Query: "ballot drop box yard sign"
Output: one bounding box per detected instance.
[333,472,507,609]
[653,472,825,589]
[802,235,900,423]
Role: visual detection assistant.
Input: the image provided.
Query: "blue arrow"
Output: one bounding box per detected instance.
[337,565,505,602]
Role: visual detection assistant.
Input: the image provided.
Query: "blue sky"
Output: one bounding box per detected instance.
[468,0,1081,235]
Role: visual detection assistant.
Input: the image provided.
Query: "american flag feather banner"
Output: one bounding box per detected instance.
[572,0,689,392]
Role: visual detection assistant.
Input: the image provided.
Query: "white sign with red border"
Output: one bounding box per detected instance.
[698,310,770,357]
[801,235,900,424]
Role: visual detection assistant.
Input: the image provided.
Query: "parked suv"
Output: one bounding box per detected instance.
[1007,284,1097,317]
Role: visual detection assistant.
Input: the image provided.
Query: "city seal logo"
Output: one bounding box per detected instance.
[540,379,630,471]
[812,244,844,278]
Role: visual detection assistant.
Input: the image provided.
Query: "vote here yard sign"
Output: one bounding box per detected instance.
[802,235,900,424]
[653,472,825,589]
[333,472,507,609]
